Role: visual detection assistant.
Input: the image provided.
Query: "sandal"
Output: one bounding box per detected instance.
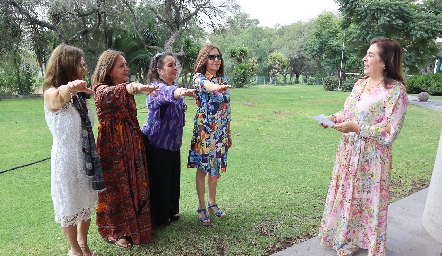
[337,244,359,256]
[114,237,132,249]
[207,201,226,218]
[79,245,98,256]
[197,208,211,226]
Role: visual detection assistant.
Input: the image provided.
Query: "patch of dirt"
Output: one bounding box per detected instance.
[242,102,256,107]
[262,230,317,256]
[272,111,295,116]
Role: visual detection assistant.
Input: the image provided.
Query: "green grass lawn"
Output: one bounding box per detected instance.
[1,85,441,256]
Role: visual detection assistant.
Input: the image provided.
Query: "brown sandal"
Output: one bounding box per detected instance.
[114,237,132,249]
[79,245,98,256]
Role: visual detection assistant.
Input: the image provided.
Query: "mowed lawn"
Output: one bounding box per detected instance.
[0,85,441,256]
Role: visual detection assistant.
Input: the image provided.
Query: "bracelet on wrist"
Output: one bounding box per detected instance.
[178,88,186,98]
[130,83,138,94]
[59,84,72,103]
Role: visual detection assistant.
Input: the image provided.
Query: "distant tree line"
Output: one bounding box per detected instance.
[1,0,441,94]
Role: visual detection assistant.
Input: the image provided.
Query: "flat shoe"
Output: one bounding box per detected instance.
[80,245,98,256]
[114,237,132,249]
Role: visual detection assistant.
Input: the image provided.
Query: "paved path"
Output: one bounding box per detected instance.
[272,96,442,256]
[272,188,442,256]
[408,95,442,112]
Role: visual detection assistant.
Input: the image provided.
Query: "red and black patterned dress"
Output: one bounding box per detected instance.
[94,83,152,245]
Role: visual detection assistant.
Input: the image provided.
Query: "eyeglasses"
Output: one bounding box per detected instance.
[208,54,222,60]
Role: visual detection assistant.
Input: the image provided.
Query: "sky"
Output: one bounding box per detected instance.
[235,0,340,28]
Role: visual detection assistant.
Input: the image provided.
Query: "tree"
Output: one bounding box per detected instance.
[305,13,343,77]
[124,0,235,53]
[6,0,103,45]
[273,21,317,84]
[122,0,235,78]
[179,37,203,87]
[228,45,257,87]
[268,51,290,85]
[336,0,442,74]
[210,12,275,78]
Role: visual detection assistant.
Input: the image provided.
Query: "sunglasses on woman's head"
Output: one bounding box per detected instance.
[208,54,222,60]
[155,52,165,61]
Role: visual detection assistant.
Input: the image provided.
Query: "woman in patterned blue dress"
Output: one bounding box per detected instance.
[187,44,232,226]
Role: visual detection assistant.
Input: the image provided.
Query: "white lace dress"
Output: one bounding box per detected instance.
[44,102,98,227]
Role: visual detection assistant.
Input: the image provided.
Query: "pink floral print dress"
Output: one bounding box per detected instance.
[319,78,409,256]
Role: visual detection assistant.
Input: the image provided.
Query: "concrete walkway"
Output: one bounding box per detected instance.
[273,188,442,256]
[273,96,442,256]
[408,95,442,112]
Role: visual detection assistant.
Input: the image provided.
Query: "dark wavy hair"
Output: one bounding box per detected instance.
[193,44,224,76]
[370,37,405,87]
[147,52,174,83]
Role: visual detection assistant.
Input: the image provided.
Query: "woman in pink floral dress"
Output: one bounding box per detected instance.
[318,38,409,256]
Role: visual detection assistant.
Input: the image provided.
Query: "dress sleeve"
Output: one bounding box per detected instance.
[359,84,409,145]
[95,83,131,110]
[193,73,209,93]
[150,83,178,105]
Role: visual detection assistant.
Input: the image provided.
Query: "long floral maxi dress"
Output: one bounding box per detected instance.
[187,72,231,180]
[94,83,152,245]
[318,78,409,256]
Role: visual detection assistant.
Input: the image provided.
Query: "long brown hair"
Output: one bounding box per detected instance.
[194,44,224,76]
[43,44,84,90]
[370,37,405,86]
[92,49,125,89]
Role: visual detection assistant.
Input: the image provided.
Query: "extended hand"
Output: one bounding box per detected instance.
[217,84,232,93]
[182,88,197,98]
[68,80,94,94]
[135,83,160,95]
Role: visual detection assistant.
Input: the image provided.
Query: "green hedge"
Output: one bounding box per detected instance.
[341,78,358,92]
[406,73,442,95]
[323,76,339,91]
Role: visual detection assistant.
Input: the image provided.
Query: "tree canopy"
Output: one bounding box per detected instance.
[2,0,442,94]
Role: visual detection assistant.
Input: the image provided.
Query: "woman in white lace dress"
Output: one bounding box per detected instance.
[44,44,105,256]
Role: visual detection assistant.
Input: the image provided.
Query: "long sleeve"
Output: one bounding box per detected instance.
[359,83,409,145]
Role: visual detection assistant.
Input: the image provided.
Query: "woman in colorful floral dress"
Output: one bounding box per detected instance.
[188,44,232,226]
[92,50,158,248]
[318,38,409,256]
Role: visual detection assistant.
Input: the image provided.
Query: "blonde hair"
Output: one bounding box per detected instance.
[43,44,83,90]
[194,44,224,76]
[92,49,124,89]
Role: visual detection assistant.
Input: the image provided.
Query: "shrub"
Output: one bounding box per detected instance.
[341,78,357,92]
[406,73,442,95]
[307,77,316,85]
[323,76,339,91]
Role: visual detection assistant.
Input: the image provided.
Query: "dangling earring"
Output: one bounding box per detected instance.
[383,66,385,70]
